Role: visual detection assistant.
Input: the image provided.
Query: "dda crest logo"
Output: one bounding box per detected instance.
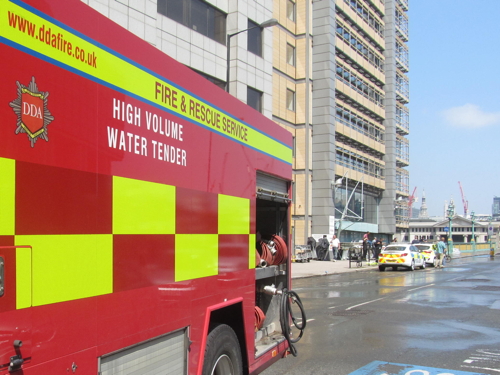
[9,76,54,147]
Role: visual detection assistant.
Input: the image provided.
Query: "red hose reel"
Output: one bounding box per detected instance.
[255,234,288,267]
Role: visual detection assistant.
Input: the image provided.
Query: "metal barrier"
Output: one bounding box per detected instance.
[347,243,363,268]
[453,243,495,251]
[293,245,314,263]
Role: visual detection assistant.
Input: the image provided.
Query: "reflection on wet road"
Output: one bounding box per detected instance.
[263,256,500,375]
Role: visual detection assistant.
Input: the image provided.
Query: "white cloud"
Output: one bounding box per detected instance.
[441,104,500,128]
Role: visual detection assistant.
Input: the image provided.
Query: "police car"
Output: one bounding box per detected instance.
[414,243,437,267]
[378,243,426,272]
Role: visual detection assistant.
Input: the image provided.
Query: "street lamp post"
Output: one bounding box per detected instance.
[447,201,455,256]
[226,18,278,93]
[332,177,344,240]
[471,210,476,253]
[488,216,493,252]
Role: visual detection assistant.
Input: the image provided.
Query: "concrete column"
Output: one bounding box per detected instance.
[379,0,397,234]
[311,0,336,235]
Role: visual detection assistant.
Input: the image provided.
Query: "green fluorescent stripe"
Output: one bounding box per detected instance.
[1,1,292,164]
[249,234,256,269]
[112,176,175,235]
[15,234,112,306]
[0,157,15,235]
[175,234,218,282]
[15,246,31,309]
[218,194,250,235]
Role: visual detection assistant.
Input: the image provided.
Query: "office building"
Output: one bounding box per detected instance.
[273,0,410,246]
[493,196,500,218]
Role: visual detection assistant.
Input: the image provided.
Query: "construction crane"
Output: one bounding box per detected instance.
[458,181,469,218]
[408,186,417,219]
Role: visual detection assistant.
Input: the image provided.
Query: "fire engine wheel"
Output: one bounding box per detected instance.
[202,324,243,375]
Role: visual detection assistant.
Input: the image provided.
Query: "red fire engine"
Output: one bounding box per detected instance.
[0,0,305,373]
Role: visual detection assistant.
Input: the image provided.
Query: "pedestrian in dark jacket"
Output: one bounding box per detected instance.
[362,237,368,260]
[308,236,317,259]
[316,235,330,261]
[374,238,382,261]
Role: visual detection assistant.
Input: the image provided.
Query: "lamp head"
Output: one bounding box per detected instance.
[260,18,279,28]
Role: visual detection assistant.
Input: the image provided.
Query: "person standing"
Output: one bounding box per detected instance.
[436,237,447,268]
[331,235,340,262]
[371,237,377,259]
[338,242,344,260]
[362,236,369,260]
[374,237,382,262]
[307,236,317,259]
[317,235,330,261]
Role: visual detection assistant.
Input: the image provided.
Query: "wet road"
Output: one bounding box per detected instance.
[262,256,500,375]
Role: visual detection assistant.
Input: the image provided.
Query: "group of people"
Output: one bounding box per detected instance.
[307,234,450,267]
[309,235,343,262]
[411,235,428,244]
[362,232,383,261]
[309,232,385,262]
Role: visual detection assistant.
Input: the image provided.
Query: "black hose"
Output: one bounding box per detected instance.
[280,288,306,357]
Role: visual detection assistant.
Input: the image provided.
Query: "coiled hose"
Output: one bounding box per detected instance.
[254,306,265,331]
[279,288,306,357]
[256,235,288,266]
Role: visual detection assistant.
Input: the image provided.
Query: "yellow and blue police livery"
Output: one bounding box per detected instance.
[415,243,438,267]
[378,243,426,272]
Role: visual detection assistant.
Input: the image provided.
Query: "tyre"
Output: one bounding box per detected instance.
[378,265,385,272]
[432,257,437,267]
[391,266,397,271]
[421,260,426,270]
[202,324,243,375]
[409,260,415,271]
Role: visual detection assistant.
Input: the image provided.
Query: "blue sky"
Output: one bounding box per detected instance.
[408,0,500,217]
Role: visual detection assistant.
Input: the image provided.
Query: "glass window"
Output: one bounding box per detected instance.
[192,68,225,90]
[247,19,262,57]
[212,6,226,44]
[287,0,295,21]
[343,70,350,82]
[350,34,357,47]
[247,86,262,112]
[286,89,295,111]
[191,0,207,33]
[336,65,343,77]
[158,0,226,44]
[286,43,295,66]
[158,0,185,24]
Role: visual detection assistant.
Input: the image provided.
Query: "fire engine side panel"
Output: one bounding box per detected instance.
[0,0,292,374]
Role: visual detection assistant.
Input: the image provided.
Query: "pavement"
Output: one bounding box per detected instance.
[290,249,495,279]
[291,258,377,279]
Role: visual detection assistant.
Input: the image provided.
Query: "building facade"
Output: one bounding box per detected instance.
[408,217,492,244]
[274,0,410,247]
[82,0,410,248]
[493,196,500,219]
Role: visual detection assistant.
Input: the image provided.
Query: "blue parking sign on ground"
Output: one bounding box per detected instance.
[348,361,489,375]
